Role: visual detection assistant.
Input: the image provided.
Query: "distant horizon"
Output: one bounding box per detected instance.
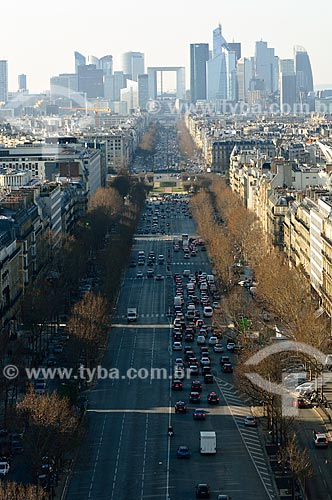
[0,0,331,93]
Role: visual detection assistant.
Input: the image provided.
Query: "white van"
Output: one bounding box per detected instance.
[0,462,10,476]
[200,431,216,454]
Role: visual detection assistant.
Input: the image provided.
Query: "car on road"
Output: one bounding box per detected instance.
[175,401,187,414]
[195,483,210,498]
[220,356,231,366]
[155,274,164,281]
[203,306,213,318]
[172,341,182,351]
[172,380,183,391]
[293,397,306,408]
[208,336,218,345]
[223,363,233,373]
[190,391,201,403]
[217,496,232,500]
[295,382,315,396]
[244,416,257,427]
[197,335,206,345]
[204,374,214,384]
[200,357,210,366]
[193,409,206,420]
[207,392,219,404]
[191,380,202,392]
[0,462,10,476]
[226,341,235,352]
[313,432,329,448]
[177,446,190,458]
[213,344,224,353]
[136,271,143,278]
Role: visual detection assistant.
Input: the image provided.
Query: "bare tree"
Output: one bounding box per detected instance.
[0,482,45,500]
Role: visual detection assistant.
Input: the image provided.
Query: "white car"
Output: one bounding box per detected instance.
[208,336,218,345]
[295,382,315,396]
[197,335,206,345]
[203,306,213,318]
[226,341,235,351]
[0,462,10,476]
[213,343,224,353]
[172,342,182,351]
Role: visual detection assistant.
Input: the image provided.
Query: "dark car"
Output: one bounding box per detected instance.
[223,363,233,373]
[202,366,212,375]
[190,391,201,403]
[220,356,231,366]
[204,373,214,384]
[207,391,220,404]
[176,446,190,458]
[195,483,210,498]
[193,409,206,420]
[172,380,183,391]
[185,333,194,342]
[175,401,187,414]
[191,380,202,392]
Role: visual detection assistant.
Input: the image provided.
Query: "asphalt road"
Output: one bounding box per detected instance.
[66,200,274,500]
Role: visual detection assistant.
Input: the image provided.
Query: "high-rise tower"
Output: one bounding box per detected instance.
[190,43,209,103]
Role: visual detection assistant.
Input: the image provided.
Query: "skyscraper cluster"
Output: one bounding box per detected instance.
[190,25,314,111]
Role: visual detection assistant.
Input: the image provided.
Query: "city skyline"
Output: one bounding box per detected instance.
[0,0,331,92]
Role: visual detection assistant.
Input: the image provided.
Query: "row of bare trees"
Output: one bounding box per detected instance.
[0,174,148,497]
[191,177,321,495]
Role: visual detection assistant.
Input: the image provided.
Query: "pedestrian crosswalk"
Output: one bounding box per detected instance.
[214,377,277,500]
[115,313,166,319]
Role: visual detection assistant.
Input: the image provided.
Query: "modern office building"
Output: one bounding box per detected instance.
[77,64,104,98]
[138,74,149,109]
[18,74,27,92]
[213,24,228,57]
[207,26,237,102]
[255,41,279,94]
[74,51,86,73]
[121,52,145,81]
[228,42,242,62]
[0,60,8,103]
[279,59,297,111]
[294,46,314,99]
[50,73,78,98]
[190,43,209,103]
[237,58,253,101]
[99,55,113,76]
[103,71,127,102]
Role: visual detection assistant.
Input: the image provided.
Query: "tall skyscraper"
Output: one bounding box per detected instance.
[237,58,253,101]
[74,51,86,73]
[18,74,27,92]
[255,41,279,94]
[213,24,228,57]
[190,43,209,103]
[121,52,145,81]
[228,43,242,62]
[279,59,296,111]
[99,55,113,76]
[294,46,314,98]
[0,60,8,103]
[138,74,149,109]
[207,26,237,102]
[77,65,104,98]
[50,73,78,98]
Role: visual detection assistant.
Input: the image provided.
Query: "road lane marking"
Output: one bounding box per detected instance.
[110,413,126,500]
[140,414,149,500]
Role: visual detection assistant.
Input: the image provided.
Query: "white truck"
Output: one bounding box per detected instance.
[127,308,137,322]
[200,431,217,454]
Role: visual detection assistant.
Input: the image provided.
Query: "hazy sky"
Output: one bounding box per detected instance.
[1,0,331,92]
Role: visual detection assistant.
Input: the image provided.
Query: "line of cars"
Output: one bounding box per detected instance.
[170,262,236,499]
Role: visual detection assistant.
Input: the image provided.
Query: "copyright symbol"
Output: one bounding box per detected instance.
[3,365,19,380]
[146,99,161,115]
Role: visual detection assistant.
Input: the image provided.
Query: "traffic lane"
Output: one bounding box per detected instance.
[297,407,332,500]
[170,407,270,500]
[83,328,170,500]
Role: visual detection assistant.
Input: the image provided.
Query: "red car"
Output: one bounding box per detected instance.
[207,391,220,404]
[175,401,187,413]
[172,380,183,391]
